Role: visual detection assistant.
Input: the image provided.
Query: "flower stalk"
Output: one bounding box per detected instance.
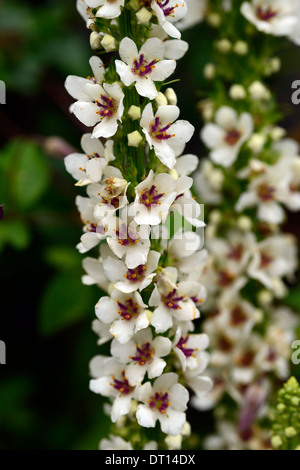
[64,0,210,450]
[193,0,300,449]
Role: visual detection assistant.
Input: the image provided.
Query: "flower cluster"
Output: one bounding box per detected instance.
[193,0,300,449]
[271,377,300,450]
[65,0,210,450]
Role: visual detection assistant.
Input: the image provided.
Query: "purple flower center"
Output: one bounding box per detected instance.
[236,350,255,367]
[230,306,248,326]
[124,264,147,282]
[132,54,157,77]
[96,94,116,118]
[218,270,235,287]
[116,223,139,246]
[111,370,134,395]
[260,252,273,268]
[148,391,170,414]
[140,184,165,208]
[257,183,276,202]
[87,152,101,160]
[157,0,178,17]
[227,243,243,261]
[191,295,204,305]
[218,335,234,353]
[87,223,97,233]
[224,128,242,146]
[256,6,278,21]
[150,117,175,141]
[176,336,197,358]
[117,298,140,321]
[102,196,120,208]
[162,289,184,310]
[130,342,154,365]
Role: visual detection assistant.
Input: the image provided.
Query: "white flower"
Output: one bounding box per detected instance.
[168,231,208,280]
[65,76,124,138]
[241,0,299,37]
[201,106,253,167]
[111,328,172,385]
[172,176,205,227]
[136,372,189,436]
[207,230,256,279]
[141,104,194,169]
[272,139,300,211]
[103,250,160,293]
[75,195,107,253]
[65,134,115,185]
[82,243,117,289]
[151,0,187,39]
[90,357,138,423]
[92,319,113,345]
[247,234,298,291]
[100,434,133,450]
[65,56,105,94]
[184,363,213,400]
[149,24,189,60]
[235,160,289,224]
[76,0,94,27]
[173,153,199,177]
[176,0,208,31]
[106,212,151,269]
[149,269,201,333]
[85,0,124,18]
[132,170,177,225]
[95,288,150,344]
[173,327,210,372]
[193,161,223,205]
[206,293,256,342]
[88,166,129,220]
[115,37,176,100]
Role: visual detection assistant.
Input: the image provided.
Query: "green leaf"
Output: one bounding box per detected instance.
[284,288,300,312]
[0,220,30,252]
[44,245,82,272]
[39,273,92,336]
[12,142,49,210]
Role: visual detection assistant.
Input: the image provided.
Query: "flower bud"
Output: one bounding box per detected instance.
[209,210,222,224]
[271,435,283,449]
[216,39,231,53]
[247,134,266,154]
[285,427,297,438]
[229,84,246,100]
[136,7,152,25]
[155,92,168,107]
[233,40,248,55]
[165,435,182,450]
[207,13,221,27]
[128,130,143,147]
[101,34,116,52]
[165,88,177,105]
[258,289,273,306]
[204,63,216,80]
[270,126,286,141]
[237,215,252,231]
[249,81,270,101]
[90,31,101,50]
[128,0,140,11]
[128,105,141,120]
